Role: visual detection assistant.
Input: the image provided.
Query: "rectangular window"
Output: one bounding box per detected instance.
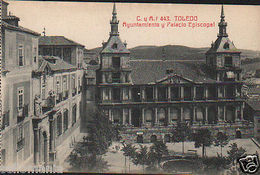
[17,88,24,109]
[18,45,24,66]
[112,57,120,68]
[63,110,69,132]
[33,47,37,63]
[72,104,77,126]
[112,72,121,83]
[224,56,232,67]
[63,75,68,91]
[17,125,24,151]
[57,113,62,136]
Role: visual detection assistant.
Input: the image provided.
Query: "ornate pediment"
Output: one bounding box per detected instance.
[157,75,194,85]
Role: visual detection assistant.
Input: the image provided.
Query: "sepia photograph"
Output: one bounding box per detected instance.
[1,0,260,174]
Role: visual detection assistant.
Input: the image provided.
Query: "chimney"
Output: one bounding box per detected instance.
[2,1,20,27]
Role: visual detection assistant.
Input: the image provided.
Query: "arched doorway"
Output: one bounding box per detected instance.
[164,134,171,143]
[42,131,48,165]
[236,130,242,138]
[137,135,143,143]
[183,107,192,121]
[151,135,157,143]
[145,109,153,125]
[196,107,204,122]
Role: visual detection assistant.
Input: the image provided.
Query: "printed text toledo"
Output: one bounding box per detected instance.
[122,16,215,29]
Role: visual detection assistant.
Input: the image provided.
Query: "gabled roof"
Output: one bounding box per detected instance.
[2,21,40,36]
[101,35,130,54]
[39,36,84,47]
[37,55,76,73]
[206,37,240,54]
[129,60,216,85]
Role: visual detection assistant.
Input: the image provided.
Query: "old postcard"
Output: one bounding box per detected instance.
[1,0,260,174]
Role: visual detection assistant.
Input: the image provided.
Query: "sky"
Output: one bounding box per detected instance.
[6,1,260,51]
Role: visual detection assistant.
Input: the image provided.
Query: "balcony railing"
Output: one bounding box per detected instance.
[63,90,69,100]
[72,88,77,97]
[56,93,63,104]
[2,111,10,130]
[17,104,29,118]
[17,138,25,152]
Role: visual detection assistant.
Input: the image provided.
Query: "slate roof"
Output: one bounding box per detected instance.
[129,60,216,85]
[39,36,84,47]
[101,35,130,54]
[2,21,40,36]
[206,37,240,54]
[246,100,260,111]
[37,55,76,72]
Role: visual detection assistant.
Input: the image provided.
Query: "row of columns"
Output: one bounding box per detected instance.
[108,103,244,126]
[101,85,240,102]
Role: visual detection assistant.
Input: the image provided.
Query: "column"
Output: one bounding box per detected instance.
[193,87,196,100]
[154,87,158,101]
[49,118,55,162]
[168,107,171,124]
[180,107,184,122]
[193,106,196,123]
[235,105,239,122]
[240,103,244,121]
[129,108,132,125]
[154,108,158,125]
[223,86,226,98]
[223,106,226,122]
[109,109,112,121]
[142,108,145,125]
[168,86,171,101]
[109,88,112,101]
[122,109,126,125]
[217,106,222,122]
[205,86,208,100]
[33,127,39,165]
[180,86,184,100]
[205,106,208,124]
[141,87,145,102]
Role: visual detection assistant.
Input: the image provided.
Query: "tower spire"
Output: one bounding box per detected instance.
[110,3,119,36]
[218,4,228,37]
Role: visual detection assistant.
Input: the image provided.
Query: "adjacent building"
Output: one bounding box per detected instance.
[89,4,254,143]
[1,0,40,167]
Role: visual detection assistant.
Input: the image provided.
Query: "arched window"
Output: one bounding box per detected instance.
[112,43,118,49]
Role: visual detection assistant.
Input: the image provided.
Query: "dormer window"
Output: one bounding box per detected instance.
[223,42,230,50]
[112,43,118,49]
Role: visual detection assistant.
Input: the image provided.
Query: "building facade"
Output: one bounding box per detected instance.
[31,55,82,166]
[90,4,254,143]
[39,36,84,68]
[1,0,40,168]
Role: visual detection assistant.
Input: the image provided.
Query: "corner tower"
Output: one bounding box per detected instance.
[206,5,242,82]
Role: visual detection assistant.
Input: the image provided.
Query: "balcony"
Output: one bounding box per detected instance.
[17,104,29,118]
[63,90,69,100]
[2,111,10,130]
[72,87,77,97]
[17,138,25,152]
[56,93,63,104]
[42,96,55,113]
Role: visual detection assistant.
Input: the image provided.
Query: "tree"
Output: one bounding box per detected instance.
[121,143,137,173]
[214,132,229,157]
[149,141,169,168]
[172,122,192,154]
[227,143,246,166]
[132,145,149,172]
[67,106,116,172]
[193,128,213,157]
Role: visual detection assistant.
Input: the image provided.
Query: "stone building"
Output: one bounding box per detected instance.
[88,4,254,143]
[1,0,40,168]
[39,35,84,68]
[31,55,83,166]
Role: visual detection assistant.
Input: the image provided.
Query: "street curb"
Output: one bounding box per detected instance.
[251,138,260,149]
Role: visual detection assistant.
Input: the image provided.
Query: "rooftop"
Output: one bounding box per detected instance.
[2,21,40,36]
[39,36,84,47]
[37,55,77,73]
[129,60,216,85]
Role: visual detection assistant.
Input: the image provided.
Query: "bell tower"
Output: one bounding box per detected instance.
[206,5,242,82]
